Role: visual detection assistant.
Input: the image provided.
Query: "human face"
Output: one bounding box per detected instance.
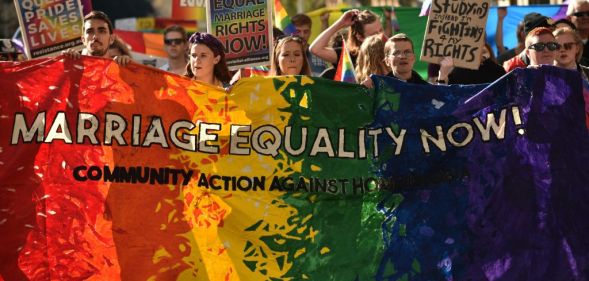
[570,2,589,31]
[278,41,304,75]
[81,19,113,57]
[526,34,558,66]
[164,31,187,59]
[555,33,579,68]
[189,44,220,83]
[361,20,384,40]
[295,24,311,43]
[385,40,415,75]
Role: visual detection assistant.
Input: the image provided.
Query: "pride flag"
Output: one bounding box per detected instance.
[334,39,356,83]
[274,0,296,34]
[1,57,589,280]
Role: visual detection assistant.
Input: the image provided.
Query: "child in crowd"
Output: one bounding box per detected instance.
[355,34,388,84]
[553,27,589,80]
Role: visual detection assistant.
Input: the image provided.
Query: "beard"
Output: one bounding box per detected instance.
[89,48,108,57]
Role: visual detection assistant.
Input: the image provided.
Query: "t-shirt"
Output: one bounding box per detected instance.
[307,50,329,77]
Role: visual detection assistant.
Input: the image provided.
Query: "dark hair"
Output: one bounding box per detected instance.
[184,32,231,84]
[270,36,311,76]
[84,11,113,34]
[291,14,312,27]
[164,25,188,40]
[348,10,379,56]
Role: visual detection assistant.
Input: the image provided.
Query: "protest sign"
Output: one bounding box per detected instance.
[206,0,272,70]
[420,0,491,69]
[1,57,589,280]
[13,0,84,58]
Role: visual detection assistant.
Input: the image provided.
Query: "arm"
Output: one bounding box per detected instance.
[495,7,507,56]
[309,9,358,64]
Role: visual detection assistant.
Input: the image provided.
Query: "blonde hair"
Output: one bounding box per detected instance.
[355,35,387,83]
[554,27,584,62]
[567,0,589,16]
[269,36,311,76]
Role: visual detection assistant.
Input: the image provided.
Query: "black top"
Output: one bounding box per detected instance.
[497,48,517,66]
[581,41,589,67]
[387,70,429,85]
[448,59,506,85]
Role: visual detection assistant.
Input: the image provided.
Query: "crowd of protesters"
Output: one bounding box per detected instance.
[6,1,589,89]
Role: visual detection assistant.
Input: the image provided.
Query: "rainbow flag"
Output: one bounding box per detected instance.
[274,0,296,34]
[334,39,356,83]
[2,58,589,280]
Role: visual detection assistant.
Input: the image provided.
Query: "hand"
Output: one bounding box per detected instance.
[361,77,374,88]
[497,7,507,20]
[438,57,454,81]
[62,48,81,59]
[336,9,359,28]
[320,12,330,24]
[113,55,132,66]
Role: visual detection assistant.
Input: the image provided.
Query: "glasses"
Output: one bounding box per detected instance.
[275,35,304,42]
[561,42,577,50]
[390,50,414,57]
[164,38,185,45]
[528,42,560,51]
[573,11,589,17]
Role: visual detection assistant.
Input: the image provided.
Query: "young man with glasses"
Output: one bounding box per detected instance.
[525,27,559,66]
[384,33,428,84]
[160,25,189,75]
[567,0,589,65]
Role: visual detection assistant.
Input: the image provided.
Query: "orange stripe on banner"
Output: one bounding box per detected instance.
[143,33,167,57]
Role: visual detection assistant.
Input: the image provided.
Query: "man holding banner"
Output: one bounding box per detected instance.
[62,11,132,66]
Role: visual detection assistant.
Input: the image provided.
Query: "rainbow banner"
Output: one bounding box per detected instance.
[334,39,356,83]
[207,0,272,70]
[13,0,84,58]
[1,57,589,280]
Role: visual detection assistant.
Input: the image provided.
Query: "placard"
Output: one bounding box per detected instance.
[13,0,84,58]
[206,0,272,70]
[420,0,490,70]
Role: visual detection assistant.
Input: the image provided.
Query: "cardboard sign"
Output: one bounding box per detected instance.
[13,0,84,58]
[206,0,272,70]
[420,0,491,70]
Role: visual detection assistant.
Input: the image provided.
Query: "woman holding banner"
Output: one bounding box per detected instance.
[269,35,311,76]
[184,32,231,87]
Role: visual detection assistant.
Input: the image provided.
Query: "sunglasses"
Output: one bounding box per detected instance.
[164,38,185,45]
[528,42,560,51]
[573,11,589,17]
[561,42,577,50]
